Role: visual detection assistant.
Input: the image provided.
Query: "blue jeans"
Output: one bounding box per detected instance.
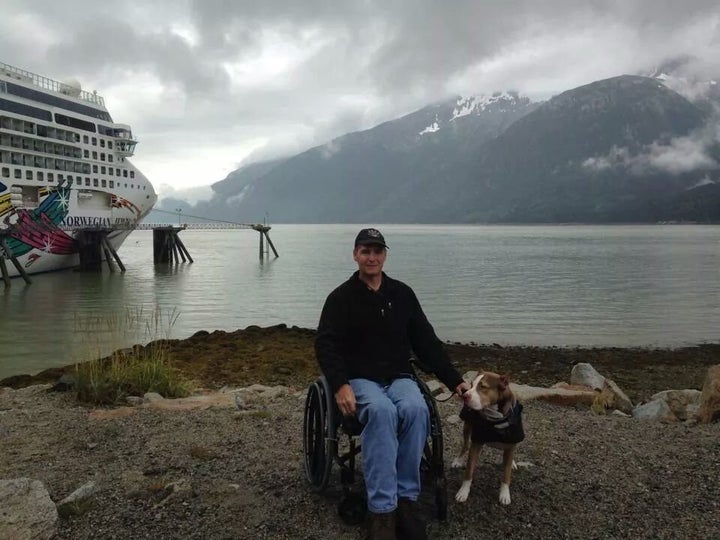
[349,377,430,513]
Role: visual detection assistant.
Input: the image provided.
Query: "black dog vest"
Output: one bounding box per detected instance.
[459,401,525,444]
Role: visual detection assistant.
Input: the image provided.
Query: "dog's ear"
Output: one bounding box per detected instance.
[498,374,510,390]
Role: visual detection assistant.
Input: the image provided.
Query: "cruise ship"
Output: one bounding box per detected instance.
[0,61,156,276]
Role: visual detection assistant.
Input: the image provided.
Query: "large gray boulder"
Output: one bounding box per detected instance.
[570,363,605,390]
[650,389,702,421]
[632,399,674,421]
[0,478,58,540]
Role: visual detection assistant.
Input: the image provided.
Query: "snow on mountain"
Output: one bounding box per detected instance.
[418,114,440,134]
[450,92,516,120]
[419,91,523,136]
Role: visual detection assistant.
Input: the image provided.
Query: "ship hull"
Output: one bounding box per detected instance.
[1,228,134,277]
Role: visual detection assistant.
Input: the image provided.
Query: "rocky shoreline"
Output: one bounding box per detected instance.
[3,324,720,401]
[2,325,719,539]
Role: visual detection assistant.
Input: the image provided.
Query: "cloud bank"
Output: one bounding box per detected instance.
[2,1,720,191]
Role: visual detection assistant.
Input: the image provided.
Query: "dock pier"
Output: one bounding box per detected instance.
[1,218,278,286]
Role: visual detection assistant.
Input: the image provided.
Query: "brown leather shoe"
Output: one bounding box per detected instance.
[396,498,427,540]
[368,510,396,540]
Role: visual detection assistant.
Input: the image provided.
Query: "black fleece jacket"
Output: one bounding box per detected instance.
[315,271,463,393]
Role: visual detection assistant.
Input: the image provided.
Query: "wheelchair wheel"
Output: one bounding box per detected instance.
[303,379,337,491]
[417,377,448,521]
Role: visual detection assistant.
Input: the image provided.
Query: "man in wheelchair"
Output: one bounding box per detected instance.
[315,228,469,540]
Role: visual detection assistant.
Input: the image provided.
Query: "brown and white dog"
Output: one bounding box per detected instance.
[452,370,524,505]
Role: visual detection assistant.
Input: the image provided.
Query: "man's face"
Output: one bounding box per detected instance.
[353,244,387,277]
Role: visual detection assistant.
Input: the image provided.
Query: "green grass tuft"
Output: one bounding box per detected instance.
[73,307,191,405]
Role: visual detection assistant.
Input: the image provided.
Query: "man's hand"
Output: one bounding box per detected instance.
[335,384,357,417]
[455,382,470,401]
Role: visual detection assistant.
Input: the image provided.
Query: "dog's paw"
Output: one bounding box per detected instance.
[451,457,466,469]
[511,460,518,471]
[455,481,471,502]
[499,483,511,505]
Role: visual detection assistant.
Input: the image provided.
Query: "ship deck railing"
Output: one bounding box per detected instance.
[0,61,105,107]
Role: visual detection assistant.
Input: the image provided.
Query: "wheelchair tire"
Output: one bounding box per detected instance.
[303,380,337,491]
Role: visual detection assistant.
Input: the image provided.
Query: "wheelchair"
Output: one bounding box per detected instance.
[302,367,448,524]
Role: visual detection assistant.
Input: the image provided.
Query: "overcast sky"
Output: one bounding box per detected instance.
[2,1,719,196]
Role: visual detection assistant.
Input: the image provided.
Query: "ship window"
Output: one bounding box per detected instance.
[37,171,43,181]
[130,171,135,179]
[92,137,97,146]
[0,97,52,122]
[93,178,98,187]
[36,125,47,137]
[14,169,20,178]
[54,113,96,133]
[101,179,107,187]
[109,180,114,188]
[83,150,89,158]
[83,135,89,144]
[25,170,32,180]
[100,139,105,148]
[1,167,8,177]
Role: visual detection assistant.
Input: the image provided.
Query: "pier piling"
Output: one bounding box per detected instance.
[153,226,191,265]
[76,229,125,272]
[252,224,279,260]
[0,233,32,285]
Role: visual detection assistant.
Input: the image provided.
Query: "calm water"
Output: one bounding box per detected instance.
[1,224,719,378]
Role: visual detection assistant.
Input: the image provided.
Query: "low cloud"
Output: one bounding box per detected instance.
[583,126,719,175]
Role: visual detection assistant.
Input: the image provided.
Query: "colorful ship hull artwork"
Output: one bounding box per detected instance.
[0,62,157,276]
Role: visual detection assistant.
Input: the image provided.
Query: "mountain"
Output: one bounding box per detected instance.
[158,92,538,222]
[158,75,720,223]
[435,75,716,222]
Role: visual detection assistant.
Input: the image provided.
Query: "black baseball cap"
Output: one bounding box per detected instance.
[354,228,388,248]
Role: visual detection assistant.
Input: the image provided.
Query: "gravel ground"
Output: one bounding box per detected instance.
[1,383,719,540]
